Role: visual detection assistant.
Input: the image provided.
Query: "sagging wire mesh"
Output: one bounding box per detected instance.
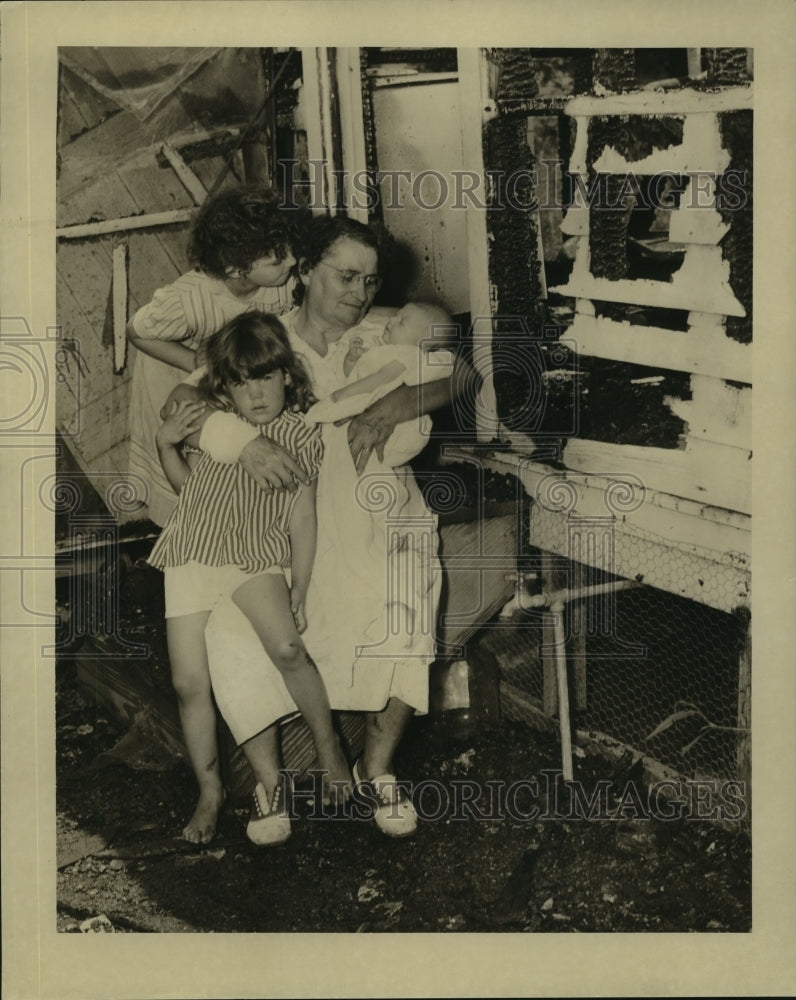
[468,498,751,784]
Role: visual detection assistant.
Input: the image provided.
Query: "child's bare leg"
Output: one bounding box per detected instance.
[233,574,351,802]
[167,612,225,843]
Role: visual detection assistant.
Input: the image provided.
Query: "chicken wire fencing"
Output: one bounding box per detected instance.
[463,491,751,789]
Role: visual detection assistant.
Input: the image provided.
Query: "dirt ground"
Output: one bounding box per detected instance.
[56,662,751,935]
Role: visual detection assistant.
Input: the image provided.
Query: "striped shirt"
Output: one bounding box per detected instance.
[132,270,295,349]
[148,410,322,574]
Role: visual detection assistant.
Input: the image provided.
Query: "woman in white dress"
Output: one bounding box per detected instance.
[172,216,469,837]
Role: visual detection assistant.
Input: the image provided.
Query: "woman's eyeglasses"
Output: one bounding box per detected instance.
[318,260,382,292]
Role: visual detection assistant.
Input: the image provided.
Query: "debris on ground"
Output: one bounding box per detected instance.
[57,659,751,933]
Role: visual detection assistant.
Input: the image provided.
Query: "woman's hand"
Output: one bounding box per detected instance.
[239,437,311,494]
[346,392,400,475]
[155,399,207,449]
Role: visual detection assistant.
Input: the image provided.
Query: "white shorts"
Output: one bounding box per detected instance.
[163,560,284,619]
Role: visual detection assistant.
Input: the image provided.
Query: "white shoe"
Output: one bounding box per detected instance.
[353,760,418,838]
[246,781,291,846]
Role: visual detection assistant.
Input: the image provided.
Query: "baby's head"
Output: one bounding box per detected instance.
[383,302,454,350]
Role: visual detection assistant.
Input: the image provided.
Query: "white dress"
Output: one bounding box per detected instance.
[205,309,444,744]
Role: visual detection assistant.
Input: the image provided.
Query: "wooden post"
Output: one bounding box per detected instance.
[336,47,369,224]
[736,616,751,816]
[570,559,588,711]
[457,47,499,443]
[112,241,128,374]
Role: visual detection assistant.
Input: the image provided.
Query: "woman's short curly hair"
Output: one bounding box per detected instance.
[293,216,383,305]
[187,185,304,279]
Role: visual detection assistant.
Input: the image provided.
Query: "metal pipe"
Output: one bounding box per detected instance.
[527,580,638,609]
[508,578,640,780]
[498,572,538,619]
[550,600,573,780]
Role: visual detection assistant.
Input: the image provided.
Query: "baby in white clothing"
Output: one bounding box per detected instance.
[305,302,456,466]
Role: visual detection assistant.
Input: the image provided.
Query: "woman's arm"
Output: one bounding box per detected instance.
[127,320,197,373]
[346,354,480,475]
[287,479,318,634]
[159,382,311,492]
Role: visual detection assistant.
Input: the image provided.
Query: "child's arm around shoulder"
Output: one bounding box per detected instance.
[155,398,207,493]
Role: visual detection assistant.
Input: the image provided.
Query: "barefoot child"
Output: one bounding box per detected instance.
[148,312,351,846]
[127,184,298,529]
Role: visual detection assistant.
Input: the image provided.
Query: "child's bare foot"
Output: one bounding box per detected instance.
[317,739,353,807]
[183,785,226,844]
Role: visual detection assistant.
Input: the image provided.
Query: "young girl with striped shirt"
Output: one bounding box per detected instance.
[148,312,351,845]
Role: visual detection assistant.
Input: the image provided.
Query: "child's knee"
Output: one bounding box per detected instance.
[269,638,308,675]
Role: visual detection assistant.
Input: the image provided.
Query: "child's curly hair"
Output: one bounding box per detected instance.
[198,313,315,414]
[187,185,306,279]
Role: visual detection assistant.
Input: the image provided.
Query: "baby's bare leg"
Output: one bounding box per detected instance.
[233,573,351,802]
[166,612,225,843]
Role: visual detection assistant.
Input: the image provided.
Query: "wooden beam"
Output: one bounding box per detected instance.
[563,437,751,515]
[457,47,499,443]
[590,113,730,176]
[56,208,194,240]
[552,239,746,317]
[159,143,208,206]
[369,71,459,89]
[443,446,751,559]
[112,241,128,374]
[564,85,753,116]
[300,46,339,215]
[336,48,369,224]
[568,313,752,384]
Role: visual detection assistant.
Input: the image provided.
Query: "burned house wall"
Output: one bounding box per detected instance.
[472,49,753,786]
[717,109,753,344]
[485,47,752,517]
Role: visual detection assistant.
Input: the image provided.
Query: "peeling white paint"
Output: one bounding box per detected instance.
[568,313,752,384]
[666,375,752,450]
[590,112,731,176]
[569,116,589,175]
[565,86,753,117]
[552,236,745,316]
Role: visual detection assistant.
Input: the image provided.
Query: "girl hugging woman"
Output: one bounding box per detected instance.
[148,311,351,846]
